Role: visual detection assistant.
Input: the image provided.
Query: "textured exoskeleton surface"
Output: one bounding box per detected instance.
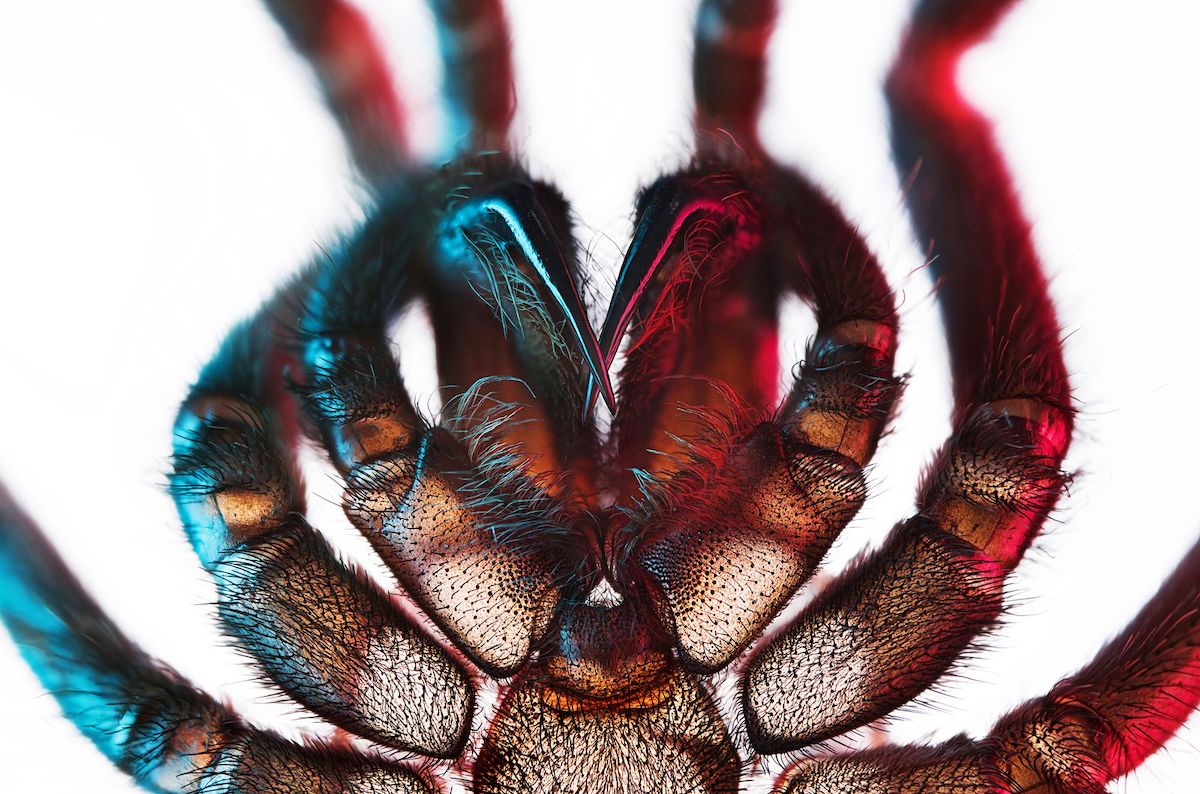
[1,1,1198,792]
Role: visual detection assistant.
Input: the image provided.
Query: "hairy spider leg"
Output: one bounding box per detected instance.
[595,0,899,675]
[692,0,776,155]
[0,486,439,793]
[987,538,1200,789]
[430,0,516,154]
[771,742,996,794]
[741,0,1072,752]
[171,287,475,757]
[766,538,1200,793]
[889,0,1072,413]
[294,184,608,677]
[262,0,411,183]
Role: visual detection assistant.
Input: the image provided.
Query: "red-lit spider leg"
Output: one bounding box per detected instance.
[692,0,776,155]
[171,304,474,757]
[987,538,1200,790]
[766,539,1200,793]
[597,0,899,674]
[742,0,1073,752]
[0,487,439,793]
[297,185,611,677]
[429,0,515,152]
[261,0,409,183]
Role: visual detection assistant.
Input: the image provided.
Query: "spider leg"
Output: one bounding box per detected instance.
[0,486,438,793]
[597,0,899,673]
[171,302,474,757]
[888,0,1070,410]
[261,0,411,183]
[770,743,994,794]
[429,0,516,152]
[988,538,1200,788]
[692,0,775,153]
[740,0,1073,753]
[294,186,610,677]
[766,539,1200,793]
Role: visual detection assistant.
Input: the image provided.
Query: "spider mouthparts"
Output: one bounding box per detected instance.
[455,183,616,415]
[512,207,616,415]
[599,187,680,367]
[540,249,615,415]
[585,180,705,416]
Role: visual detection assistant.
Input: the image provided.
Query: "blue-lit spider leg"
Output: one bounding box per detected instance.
[0,486,439,793]
[429,0,515,155]
[170,283,475,758]
[767,538,1200,793]
[262,0,410,183]
[742,0,1073,752]
[591,0,899,675]
[296,183,612,678]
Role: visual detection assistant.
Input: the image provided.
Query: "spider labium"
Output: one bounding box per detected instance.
[1,0,1198,792]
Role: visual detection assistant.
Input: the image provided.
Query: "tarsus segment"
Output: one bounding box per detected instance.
[0,486,436,793]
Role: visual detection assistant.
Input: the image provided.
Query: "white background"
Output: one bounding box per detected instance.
[2,0,1199,791]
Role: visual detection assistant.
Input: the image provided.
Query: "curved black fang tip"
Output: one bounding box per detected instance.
[587,185,693,413]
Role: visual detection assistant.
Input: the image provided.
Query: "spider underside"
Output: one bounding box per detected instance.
[1,1,1198,793]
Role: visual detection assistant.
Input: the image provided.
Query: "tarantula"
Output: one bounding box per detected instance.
[2,0,1198,791]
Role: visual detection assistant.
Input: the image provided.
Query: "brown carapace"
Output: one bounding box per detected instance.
[1,0,1197,792]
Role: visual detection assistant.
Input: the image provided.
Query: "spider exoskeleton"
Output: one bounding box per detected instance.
[1,0,1198,792]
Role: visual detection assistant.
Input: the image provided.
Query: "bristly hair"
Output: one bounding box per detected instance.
[293,185,424,341]
[616,170,762,390]
[439,377,586,582]
[431,153,589,381]
[610,378,765,569]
